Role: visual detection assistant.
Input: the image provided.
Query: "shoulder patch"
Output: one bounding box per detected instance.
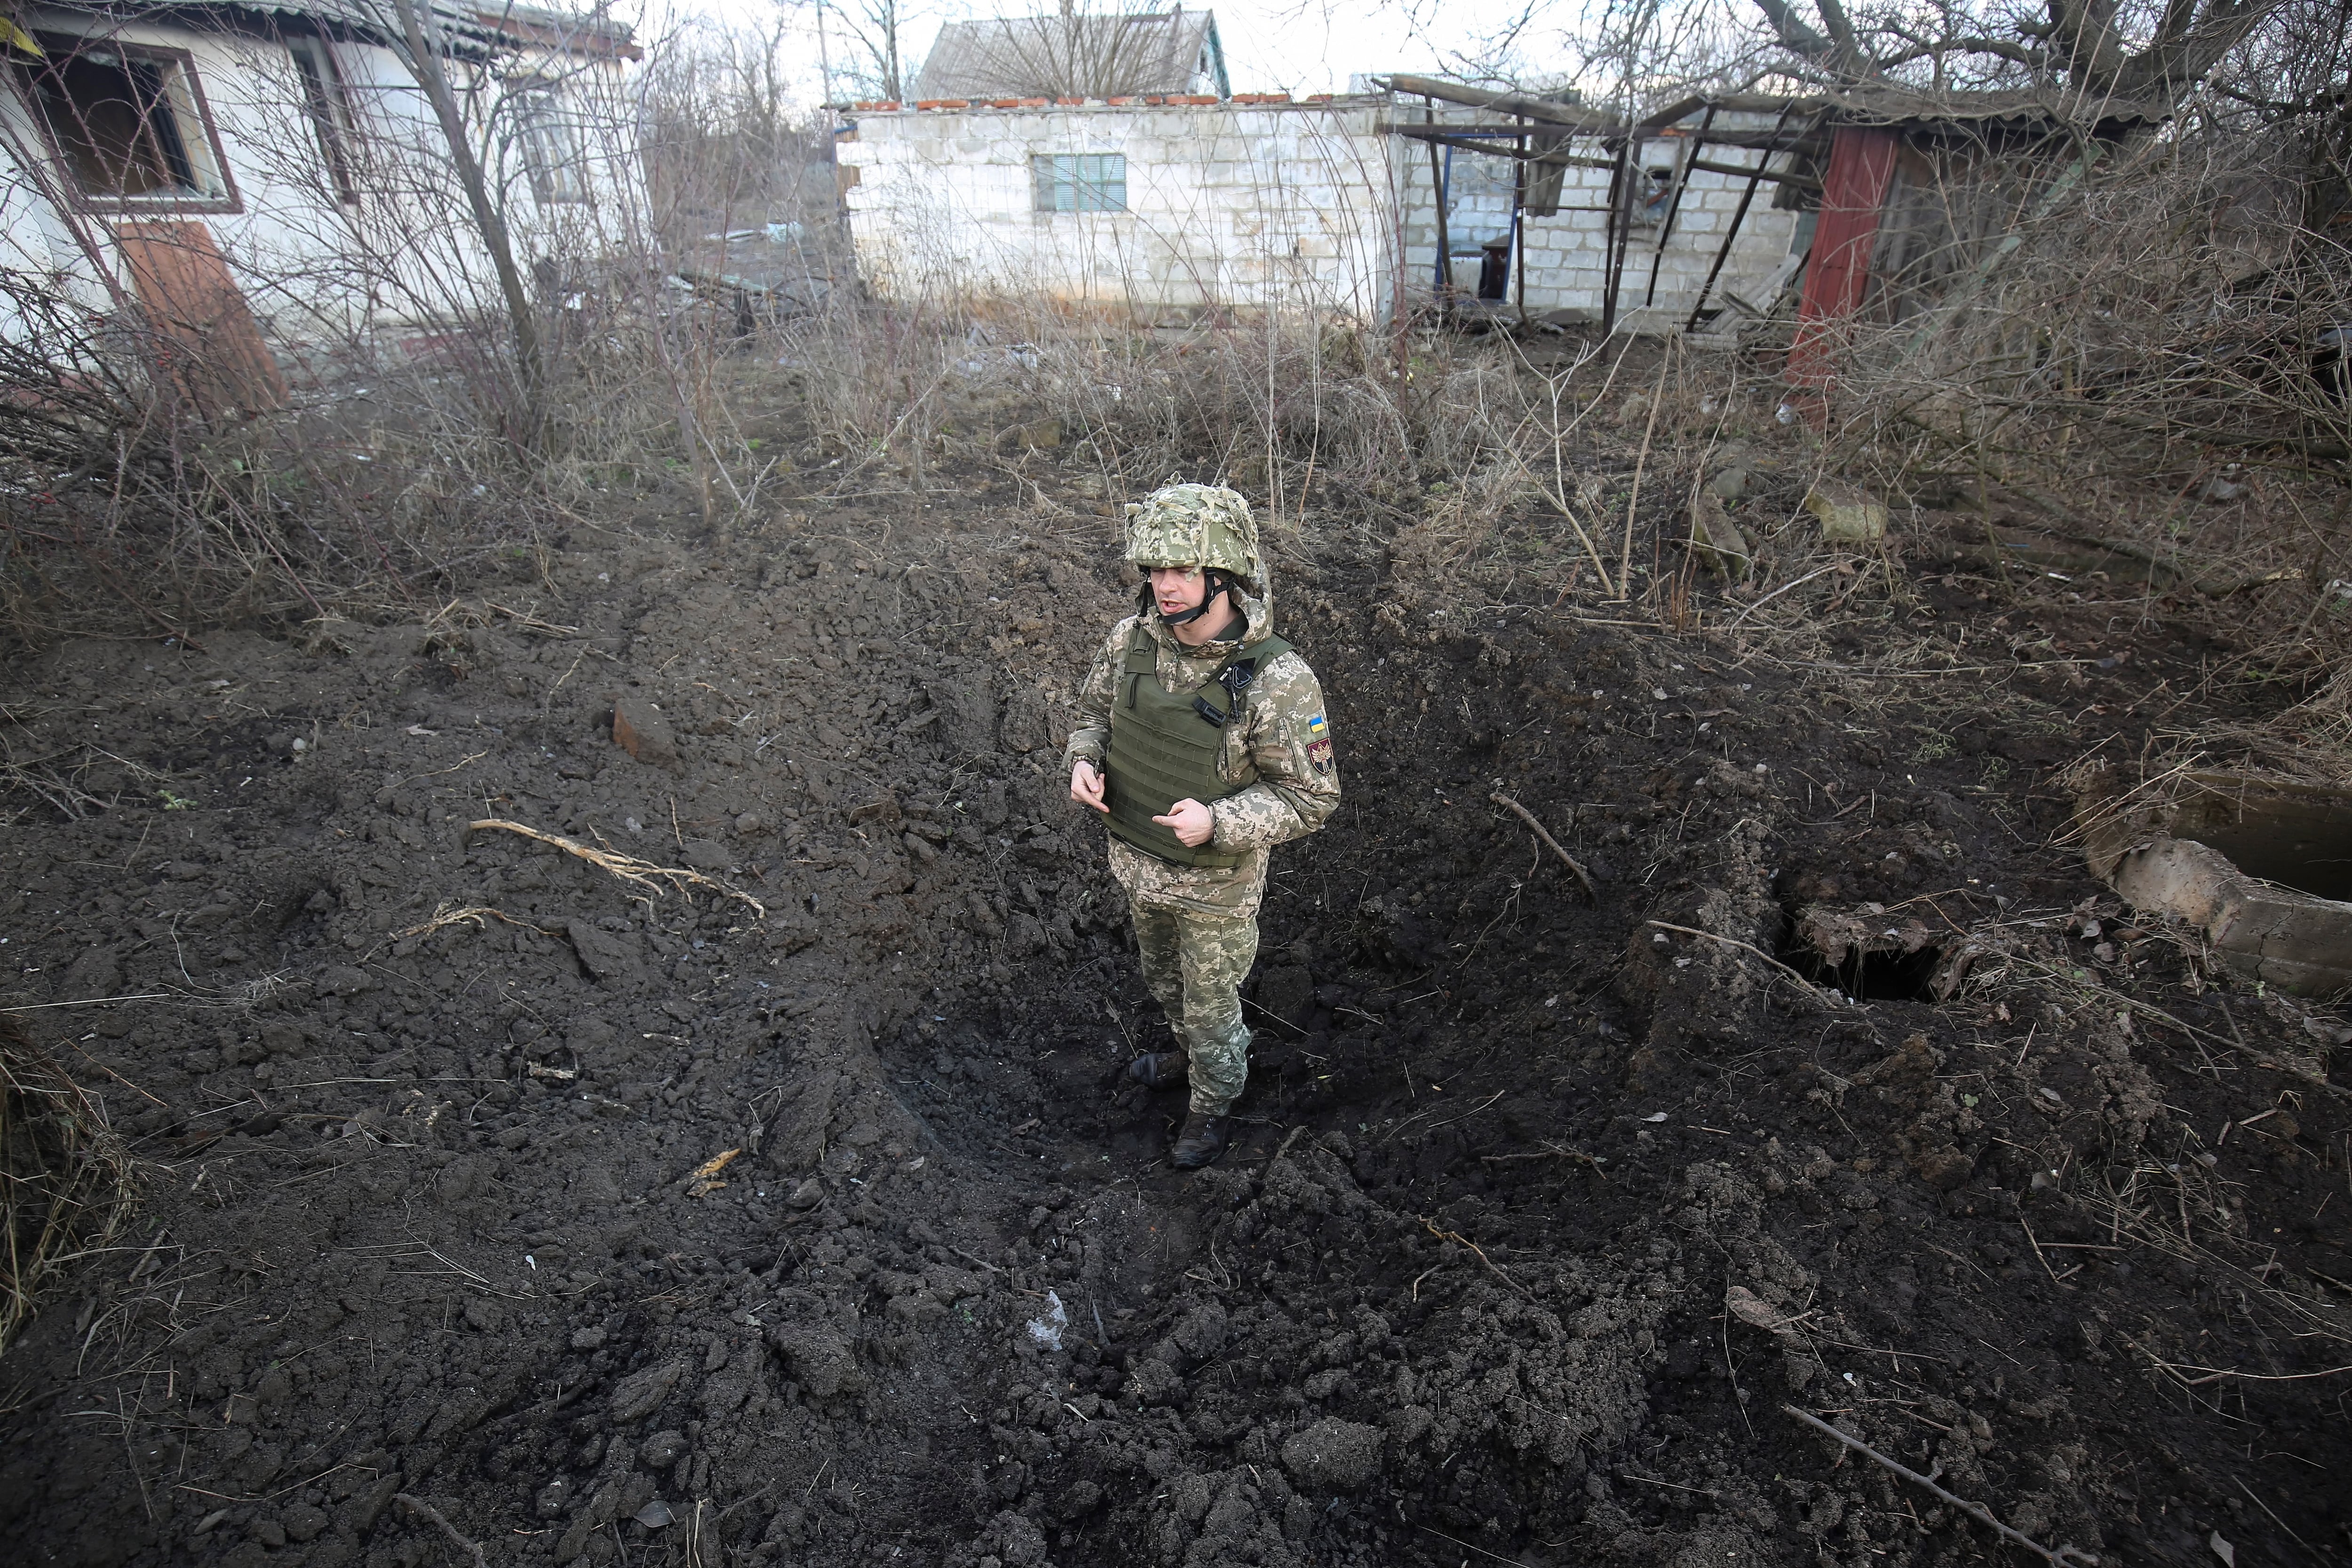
[1306,713,1328,738]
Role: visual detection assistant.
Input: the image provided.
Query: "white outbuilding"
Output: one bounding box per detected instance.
[0,0,641,411]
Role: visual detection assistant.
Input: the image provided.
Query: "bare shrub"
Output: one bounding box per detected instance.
[0,9,845,642]
[764,286,1745,620]
[1799,114,2352,664]
[775,296,1549,519]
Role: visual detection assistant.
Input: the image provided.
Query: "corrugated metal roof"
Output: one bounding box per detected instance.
[1645,85,2167,133]
[914,9,1222,100]
[39,0,636,58]
[1383,77,2164,156]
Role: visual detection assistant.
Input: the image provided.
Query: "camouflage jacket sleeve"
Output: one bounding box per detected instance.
[1211,650,1340,852]
[1062,615,1137,772]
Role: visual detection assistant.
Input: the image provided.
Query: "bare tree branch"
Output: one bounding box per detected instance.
[1874,35,2050,69]
[1753,0,1839,62]
[938,10,1207,101]
[1745,0,2286,97]
[1814,0,1862,61]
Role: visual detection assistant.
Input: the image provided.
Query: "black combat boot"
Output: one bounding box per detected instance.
[1170,1112,1228,1169]
[1126,1052,1188,1089]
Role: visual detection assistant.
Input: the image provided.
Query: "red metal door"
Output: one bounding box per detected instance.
[1784,127,1899,402]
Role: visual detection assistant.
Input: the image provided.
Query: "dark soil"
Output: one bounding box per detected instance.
[3,476,2348,1568]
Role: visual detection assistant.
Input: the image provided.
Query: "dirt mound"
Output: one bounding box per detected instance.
[0,495,2345,1568]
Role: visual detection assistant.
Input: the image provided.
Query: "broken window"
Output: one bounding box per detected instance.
[23,35,234,205]
[286,36,359,206]
[1441,151,1513,261]
[1032,153,1125,213]
[1634,164,1677,229]
[518,90,589,205]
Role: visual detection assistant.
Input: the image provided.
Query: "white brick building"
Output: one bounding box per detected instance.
[833,90,1807,333]
[835,95,1396,322]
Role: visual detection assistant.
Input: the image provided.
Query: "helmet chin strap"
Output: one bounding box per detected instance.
[1156,569,1233,628]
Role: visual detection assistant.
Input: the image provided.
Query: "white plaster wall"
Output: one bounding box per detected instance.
[0,11,644,354]
[837,102,1401,323]
[325,33,652,336]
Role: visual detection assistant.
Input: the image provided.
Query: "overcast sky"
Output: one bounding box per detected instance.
[673,0,1561,101]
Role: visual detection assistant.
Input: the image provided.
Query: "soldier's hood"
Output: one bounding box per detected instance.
[1133,583,1277,660]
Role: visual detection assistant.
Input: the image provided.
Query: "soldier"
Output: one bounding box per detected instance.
[1064,484,1340,1169]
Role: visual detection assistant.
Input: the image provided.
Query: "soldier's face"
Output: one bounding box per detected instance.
[1148,565,1207,617]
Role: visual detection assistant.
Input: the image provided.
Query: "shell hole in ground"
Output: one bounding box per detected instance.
[1777,927,1946,1002]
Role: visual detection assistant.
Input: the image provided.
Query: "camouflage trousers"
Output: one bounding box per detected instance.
[1130,901,1258,1116]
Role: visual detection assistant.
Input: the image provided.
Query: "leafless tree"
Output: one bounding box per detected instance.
[939,5,1211,100]
[1748,0,2288,97]
[640,16,810,230]
[372,0,549,444]
[795,0,915,102]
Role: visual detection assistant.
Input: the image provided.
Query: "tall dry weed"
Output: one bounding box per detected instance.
[1809,119,2352,669]
[0,1016,134,1357]
[0,15,841,646]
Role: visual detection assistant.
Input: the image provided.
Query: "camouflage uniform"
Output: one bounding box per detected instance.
[1065,488,1340,1118]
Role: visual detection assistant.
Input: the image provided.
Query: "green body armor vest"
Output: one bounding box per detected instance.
[1104,625,1292,869]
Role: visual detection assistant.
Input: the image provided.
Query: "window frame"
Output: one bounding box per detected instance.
[285,33,361,208]
[516,88,591,207]
[19,33,241,214]
[1031,152,1126,215]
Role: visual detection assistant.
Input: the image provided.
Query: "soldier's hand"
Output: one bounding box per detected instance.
[1154,798,1215,847]
[1070,758,1108,812]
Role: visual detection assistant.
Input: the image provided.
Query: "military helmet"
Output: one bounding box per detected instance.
[1122,484,1263,585]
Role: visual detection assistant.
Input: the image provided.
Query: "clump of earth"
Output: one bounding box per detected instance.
[0,477,2345,1568]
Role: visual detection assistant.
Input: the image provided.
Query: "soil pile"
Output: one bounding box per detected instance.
[0,489,2346,1568]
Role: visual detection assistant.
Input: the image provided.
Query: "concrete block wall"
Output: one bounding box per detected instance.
[837,98,1398,321]
[1392,104,1804,323]
[838,95,1805,331]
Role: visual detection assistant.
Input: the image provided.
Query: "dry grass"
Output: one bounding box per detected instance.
[0,1016,136,1356]
[5,46,2347,808]
[463,818,767,915]
[1777,120,2352,740]
[0,10,839,651]
[766,279,2352,802]
[0,272,796,651]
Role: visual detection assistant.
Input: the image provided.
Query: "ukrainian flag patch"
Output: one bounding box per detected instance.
[1307,713,1328,738]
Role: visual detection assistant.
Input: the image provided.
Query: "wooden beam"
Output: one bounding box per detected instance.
[1633,93,1710,134]
[1513,121,1528,322]
[1687,157,1819,189]
[1391,127,1634,173]
[1670,125,1831,152]
[1380,120,1605,138]
[1391,128,1813,187]
[1601,141,1631,335]
[1380,119,1812,151]
[1426,102,1452,301]
[1644,103,1715,308]
[1383,74,1617,134]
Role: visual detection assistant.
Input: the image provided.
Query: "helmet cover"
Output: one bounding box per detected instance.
[1121,484,1263,585]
